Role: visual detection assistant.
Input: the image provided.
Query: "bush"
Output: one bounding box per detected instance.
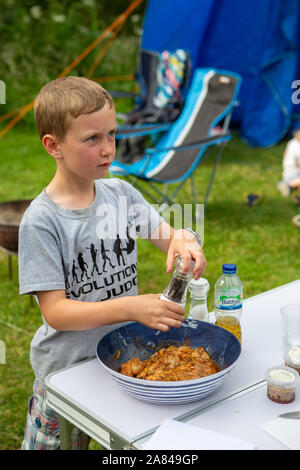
[0,0,145,127]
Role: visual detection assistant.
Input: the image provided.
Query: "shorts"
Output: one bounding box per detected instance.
[284,170,300,185]
[21,379,90,450]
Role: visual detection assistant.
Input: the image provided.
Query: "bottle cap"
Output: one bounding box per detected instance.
[188,277,210,296]
[222,263,237,274]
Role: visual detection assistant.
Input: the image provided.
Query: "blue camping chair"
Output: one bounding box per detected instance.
[110,68,241,208]
[113,48,191,163]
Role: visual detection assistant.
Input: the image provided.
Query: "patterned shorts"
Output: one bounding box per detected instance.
[21,379,90,450]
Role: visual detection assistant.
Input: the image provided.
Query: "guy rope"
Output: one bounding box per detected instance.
[0,0,144,140]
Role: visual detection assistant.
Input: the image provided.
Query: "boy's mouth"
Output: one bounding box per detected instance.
[97,162,111,168]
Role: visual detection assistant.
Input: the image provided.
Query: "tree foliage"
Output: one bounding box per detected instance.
[0,0,145,117]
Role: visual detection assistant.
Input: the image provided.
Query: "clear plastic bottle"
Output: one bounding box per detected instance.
[160,256,195,308]
[214,264,243,343]
[187,277,210,322]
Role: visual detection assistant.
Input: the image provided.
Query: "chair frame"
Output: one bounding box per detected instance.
[114,112,233,210]
[110,68,241,215]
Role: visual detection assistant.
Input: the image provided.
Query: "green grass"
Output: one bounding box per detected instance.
[0,120,299,449]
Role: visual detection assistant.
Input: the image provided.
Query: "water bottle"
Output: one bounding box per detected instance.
[214,264,243,343]
[188,277,210,322]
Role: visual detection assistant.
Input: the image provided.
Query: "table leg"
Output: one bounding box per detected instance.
[59,415,74,450]
[8,255,12,280]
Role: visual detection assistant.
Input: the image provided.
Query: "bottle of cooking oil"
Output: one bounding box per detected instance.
[214,264,243,343]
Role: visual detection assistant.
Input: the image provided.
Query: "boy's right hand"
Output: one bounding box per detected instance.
[125,294,185,332]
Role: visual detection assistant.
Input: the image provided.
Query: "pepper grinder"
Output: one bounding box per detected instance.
[160,256,195,308]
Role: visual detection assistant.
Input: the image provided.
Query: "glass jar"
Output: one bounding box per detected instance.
[187,277,210,322]
[284,346,300,375]
[265,365,299,404]
[160,256,195,308]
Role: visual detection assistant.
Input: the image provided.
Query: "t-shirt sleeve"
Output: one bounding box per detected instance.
[125,182,163,239]
[18,223,66,295]
[284,140,298,168]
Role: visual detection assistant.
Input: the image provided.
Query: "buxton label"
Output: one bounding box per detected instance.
[216,294,242,310]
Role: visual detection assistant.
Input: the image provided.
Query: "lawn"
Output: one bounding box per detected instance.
[0,116,299,449]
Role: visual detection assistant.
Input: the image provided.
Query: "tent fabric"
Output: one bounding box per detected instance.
[141,0,299,147]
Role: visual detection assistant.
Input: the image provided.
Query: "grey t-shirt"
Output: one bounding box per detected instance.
[18,178,163,381]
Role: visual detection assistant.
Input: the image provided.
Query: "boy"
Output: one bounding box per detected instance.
[277,129,300,201]
[19,76,206,450]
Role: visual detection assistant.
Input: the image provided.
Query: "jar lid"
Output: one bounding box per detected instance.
[284,346,300,366]
[188,277,210,294]
[265,365,299,388]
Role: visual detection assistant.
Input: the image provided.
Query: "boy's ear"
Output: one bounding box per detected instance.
[42,134,63,160]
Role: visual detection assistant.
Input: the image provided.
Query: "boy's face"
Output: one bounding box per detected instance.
[57,103,117,181]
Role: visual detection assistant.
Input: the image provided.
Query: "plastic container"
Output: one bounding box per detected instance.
[214,264,243,342]
[265,365,299,404]
[187,277,210,322]
[284,346,300,375]
[161,256,195,308]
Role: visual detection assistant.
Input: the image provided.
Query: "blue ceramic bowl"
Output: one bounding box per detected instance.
[96,319,241,404]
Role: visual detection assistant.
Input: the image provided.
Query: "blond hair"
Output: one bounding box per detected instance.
[34,76,114,141]
[294,129,300,142]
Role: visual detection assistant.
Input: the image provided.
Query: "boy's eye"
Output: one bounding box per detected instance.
[109,130,116,138]
[88,135,97,141]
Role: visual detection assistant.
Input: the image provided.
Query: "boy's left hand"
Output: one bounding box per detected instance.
[166,229,206,280]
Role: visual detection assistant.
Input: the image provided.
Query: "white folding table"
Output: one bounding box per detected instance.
[45,280,300,450]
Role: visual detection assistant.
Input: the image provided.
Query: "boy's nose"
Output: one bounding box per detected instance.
[101,140,114,157]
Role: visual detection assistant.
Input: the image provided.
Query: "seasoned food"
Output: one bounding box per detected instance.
[120,345,218,381]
